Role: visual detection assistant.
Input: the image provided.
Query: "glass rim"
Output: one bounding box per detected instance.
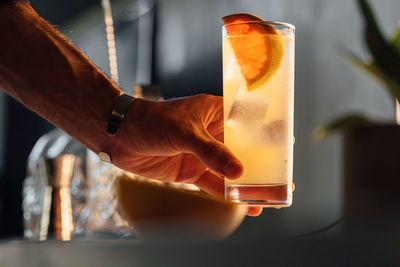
[222,20,295,31]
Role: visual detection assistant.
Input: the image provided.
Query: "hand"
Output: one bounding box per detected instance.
[109,94,262,216]
[0,4,261,215]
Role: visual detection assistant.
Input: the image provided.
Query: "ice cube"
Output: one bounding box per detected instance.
[227,94,269,123]
[258,120,288,144]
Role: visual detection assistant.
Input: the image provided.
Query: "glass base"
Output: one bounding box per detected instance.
[225,183,291,207]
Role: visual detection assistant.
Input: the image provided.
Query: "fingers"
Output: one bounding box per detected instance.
[247,206,263,216]
[193,170,225,198]
[188,134,243,179]
[170,95,242,179]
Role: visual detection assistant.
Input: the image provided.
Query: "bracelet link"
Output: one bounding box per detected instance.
[106,93,135,136]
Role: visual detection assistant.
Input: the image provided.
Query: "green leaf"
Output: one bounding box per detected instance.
[358,0,400,88]
[391,25,400,53]
[344,50,400,102]
[358,0,379,31]
[314,114,376,139]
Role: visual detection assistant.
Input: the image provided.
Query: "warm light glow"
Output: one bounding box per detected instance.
[60,187,73,241]
[60,156,75,185]
[39,186,52,241]
[102,0,119,85]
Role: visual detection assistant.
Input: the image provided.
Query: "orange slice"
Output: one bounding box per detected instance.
[115,174,247,240]
[222,13,285,91]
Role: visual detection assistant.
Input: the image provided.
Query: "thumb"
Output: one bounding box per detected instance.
[187,131,243,179]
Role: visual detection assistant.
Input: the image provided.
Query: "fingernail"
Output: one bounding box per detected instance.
[221,160,243,178]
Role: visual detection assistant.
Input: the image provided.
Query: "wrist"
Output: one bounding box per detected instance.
[105,97,149,163]
[98,94,136,163]
[106,94,136,136]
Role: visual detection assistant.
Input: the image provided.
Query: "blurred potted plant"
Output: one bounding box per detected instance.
[316,0,400,232]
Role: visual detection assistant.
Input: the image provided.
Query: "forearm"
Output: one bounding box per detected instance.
[0,2,122,153]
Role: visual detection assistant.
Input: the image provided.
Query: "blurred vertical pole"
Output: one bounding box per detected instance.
[102,0,119,85]
[396,100,400,125]
[136,0,154,87]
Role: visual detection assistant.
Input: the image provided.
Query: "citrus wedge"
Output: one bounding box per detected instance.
[115,174,247,241]
[222,13,285,91]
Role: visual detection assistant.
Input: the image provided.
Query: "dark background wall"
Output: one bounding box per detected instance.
[0,0,98,238]
[1,0,399,239]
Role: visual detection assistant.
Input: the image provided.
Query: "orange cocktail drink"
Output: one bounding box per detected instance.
[222,14,295,207]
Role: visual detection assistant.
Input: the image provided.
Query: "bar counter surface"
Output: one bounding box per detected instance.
[1,230,399,267]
